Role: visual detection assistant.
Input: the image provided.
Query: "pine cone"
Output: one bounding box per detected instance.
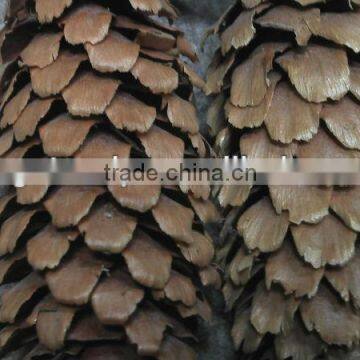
[207,0,360,359]
[0,0,221,358]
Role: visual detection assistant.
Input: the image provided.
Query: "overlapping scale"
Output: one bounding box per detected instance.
[0,0,218,357]
[208,0,360,357]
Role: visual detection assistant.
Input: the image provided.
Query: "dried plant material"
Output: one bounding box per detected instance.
[16,185,48,205]
[266,242,324,297]
[291,215,357,269]
[189,195,221,224]
[0,325,20,348]
[152,195,194,244]
[163,271,197,306]
[216,127,232,155]
[35,0,72,23]
[240,128,297,158]
[210,4,232,37]
[63,5,112,45]
[0,128,14,156]
[167,314,197,340]
[228,247,254,286]
[68,314,124,342]
[129,0,162,14]
[269,186,331,224]
[131,0,178,18]
[27,225,77,270]
[20,33,62,68]
[45,248,107,305]
[76,132,131,159]
[231,43,289,107]
[0,23,30,64]
[177,297,212,321]
[275,318,325,360]
[322,97,360,150]
[205,53,235,95]
[177,35,197,62]
[0,250,25,283]
[67,315,125,344]
[0,209,38,255]
[0,192,15,215]
[331,187,360,232]
[30,51,86,97]
[14,98,54,142]
[109,185,161,213]
[0,69,26,110]
[207,93,226,137]
[131,58,178,94]
[189,133,207,157]
[139,126,184,158]
[308,12,360,53]
[162,0,179,18]
[264,81,321,144]
[222,282,244,312]
[185,298,212,321]
[300,285,360,346]
[136,27,176,52]
[350,64,360,100]
[179,184,210,201]
[62,72,119,116]
[0,84,32,128]
[158,336,196,360]
[122,231,172,289]
[276,45,350,103]
[17,293,55,329]
[232,309,263,352]
[114,14,144,30]
[40,114,96,157]
[5,138,41,159]
[85,31,140,73]
[139,50,171,63]
[256,6,320,46]
[165,95,199,134]
[0,0,211,356]
[106,92,156,133]
[179,231,214,268]
[140,50,174,62]
[250,283,299,335]
[218,185,251,207]
[36,298,77,350]
[125,306,169,356]
[44,186,105,228]
[298,128,360,159]
[237,197,289,253]
[178,61,205,90]
[92,271,144,326]
[226,71,280,130]
[326,248,360,308]
[220,9,256,55]
[0,272,45,323]
[199,267,222,289]
[79,202,137,254]
[25,300,55,330]
[115,13,177,33]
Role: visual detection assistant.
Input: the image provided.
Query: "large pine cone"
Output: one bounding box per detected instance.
[206,0,360,359]
[0,0,222,358]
